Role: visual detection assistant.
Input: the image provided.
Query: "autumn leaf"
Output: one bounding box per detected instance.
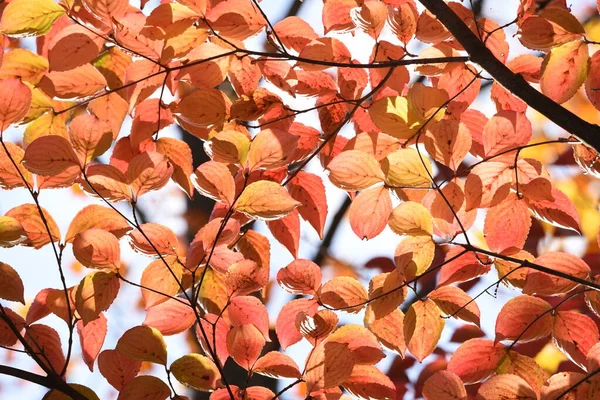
[0,0,65,37]
[116,325,168,365]
[170,353,220,391]
[234,180,300,220]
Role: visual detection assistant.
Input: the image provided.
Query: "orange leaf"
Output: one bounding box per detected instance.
[424,119,471,170]
[272,16,318,52]
[327,150,385,191]
[254,351,301,379]
[225,259,268,297]
[296,309,338,345]
[0,262,25,304]
[438,247,490,286]
[116,325,168,365]
[342,364,396,399]
[288,171,328,238]
[364,307,406,357]
[174,88,230,129]
[494,295,553,343]
[540,372,590,400]
[319,276,368,314]
[69,114,112,166]
[228,295,270,340]
[0,307,25,347]
[388,201,433,236]
[226,324,265,370]
[322,0,358,33]
[526,187,581,232]
[25,324,65,373]
[540,40,589,104]
[126,151,173,198]
[464,161,513,210]
[422,370,467,400]
[76,313,107,371]
[196,313,230,363]
[98,349,142,390]
[496,351,548,396]
[394,234,435,279]
[5,204,60,249]
[477,374,537,400]
[205,130,250,165]
[156,137,193,197]
[447,339,506,384]
[305,341,355,393]
[0,142,33,189]
[0,78,31,131]
[482,111,532,157]
[429,286,480,326]
[73,229,121,271]
[42,63,107,98]
[192,161,235,206]
[143,298,195,336]
[140,258,183,309]
[246,128,298,171]
[327,324,385,365]
[116,375,171,400]
[267,209,300,258]
[170,353,220,392]
[206,0,266,40]
[349,186,391,240]
[277,259,321,295]
[381,148,432,188]
[65,205,131,243]
[80,0,128,21]
[234,180,300,220]
[404,299,444,362]
[129,222,179,257]
[81,164,132,202]
[48,25,102,72]
[75,271,119,325]
[523,252,590,296]
[297,37,351,71]
[276,298,318,349]
[484,194,531,253]
[366,270,406,320]
[553,310,600,370]
[22,135,79,175]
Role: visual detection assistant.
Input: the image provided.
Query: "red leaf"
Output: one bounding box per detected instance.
[526,188,581,232]
[484,194,531,253]
[22,135,80,175]
[276,298,318,349]
[494,295,553,343]
[0,78,31,131]
[523,252,590,296]
[288,171,328,238]
[422,370,467,400]
[447,339,506,384]
[76,313,107,371]
[277,259,321,296]
[227,296,270,340]
[98,349,142,391]
[267,209,300,258]
[143,298,195,336]
[349,186,391,240]
[226,324,265,370]
[553,310,600,370]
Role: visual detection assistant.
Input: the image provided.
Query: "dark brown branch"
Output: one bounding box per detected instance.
[0,365,87,400]
[419,0,600,153]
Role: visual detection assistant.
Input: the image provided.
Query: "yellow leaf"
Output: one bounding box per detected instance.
[235,181,300,221]
[381,148,432,188]
[0,0,65,37]
[116,325,168,365]
[170,354,220,391]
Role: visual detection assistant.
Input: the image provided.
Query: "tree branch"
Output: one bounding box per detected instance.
[419,0,600,153]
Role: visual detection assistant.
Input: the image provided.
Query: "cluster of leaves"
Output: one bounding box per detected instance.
[0,0,599,399]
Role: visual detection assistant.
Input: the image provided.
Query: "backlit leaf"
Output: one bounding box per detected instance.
[254,352,301,379]
[22,135,79,176]
[349,186,391,240]
[404,299,444,362]
[320,276,368,314]
[73,229,120,271]
[540,40,589,104]
[143,298,195,336]
[0,262,25,304]
[422,370,467,400]
[75,271,119,325]
[495,295,553,343]
[116,325,167,365]
[76,313,107,372]
[523,252,590,296]
[170,354,220,391]
[327,150,385,191]
[0,78,31,130]
[477,374,537,400]
[234,181,300,221]
[448,339,506,384]
[226,324,265,370]
[0,0,65,37]
[97,349,142,391]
